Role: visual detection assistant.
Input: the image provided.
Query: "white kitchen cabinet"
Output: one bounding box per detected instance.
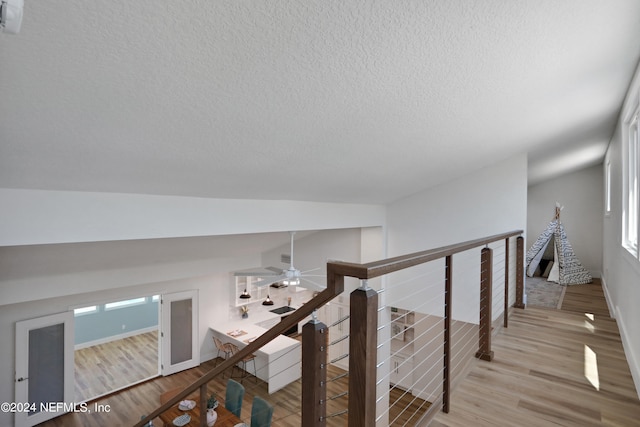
[390,307,415,347]
[389,307,416,391]
[233,274,269,307]
[390,353,413,391]
[210,321,301,394]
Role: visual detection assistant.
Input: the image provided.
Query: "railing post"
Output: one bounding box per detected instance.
[348,282,378,427]
[504,237,510,328]
[302,312,328,427]
[443,255,452,413]
[514,236,525,309]
[475,247,494,361]
[199,384,207,427]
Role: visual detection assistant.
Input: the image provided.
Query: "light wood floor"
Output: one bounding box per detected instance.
[561,278,610,317]
[40,281,638,426]
[43,349,426,426]
[75,331,159,402]
[431,281,640,426]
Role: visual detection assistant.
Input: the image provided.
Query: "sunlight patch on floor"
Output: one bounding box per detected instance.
[584,320,595,333]
[584,344,600,390]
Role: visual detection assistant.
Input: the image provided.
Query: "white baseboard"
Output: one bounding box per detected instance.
[600,276,616,318]
[74,326,158,350]
[616,305,640,400]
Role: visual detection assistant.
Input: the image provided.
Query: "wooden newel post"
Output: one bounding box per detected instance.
[514,236,525,309]
[348,285,378,427]
[302,315,328,427]
[199,384,208,427]
[475,247,494,361]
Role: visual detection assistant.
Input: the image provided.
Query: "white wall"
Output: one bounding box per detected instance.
[0,272,229,426]
[385,154,528,323]
[602,61,640,398]
[527,164,603,277]
[0,189,385,246]
[0,154,532,424]
[0,193,380,426]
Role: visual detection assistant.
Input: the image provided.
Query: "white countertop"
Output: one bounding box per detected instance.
[212,313,301,356]
[242,310,281,325]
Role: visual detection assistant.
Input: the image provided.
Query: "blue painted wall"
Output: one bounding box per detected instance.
[74,297,159,345]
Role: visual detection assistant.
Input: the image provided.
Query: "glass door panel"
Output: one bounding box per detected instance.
[161,290,199,375]
[15,312,74,427]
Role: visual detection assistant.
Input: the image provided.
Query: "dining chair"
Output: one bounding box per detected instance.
[225,379,245,418]
[250,396,273,427]
[213,336,233,366]
[228,343,258,384]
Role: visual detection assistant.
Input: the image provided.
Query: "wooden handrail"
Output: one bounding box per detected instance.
[326,229,523,426]
[136,229,522,427]
[326,230,522,280]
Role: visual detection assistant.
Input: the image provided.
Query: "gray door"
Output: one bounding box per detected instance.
[161,290,199,375]
[15,312,74,427]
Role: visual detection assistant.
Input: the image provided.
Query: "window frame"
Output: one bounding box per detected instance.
[605,160,612,216]
[73,305,98,316]
[104,297,147,311]
[623,96,640,258]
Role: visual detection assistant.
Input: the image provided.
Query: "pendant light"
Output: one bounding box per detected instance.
[262,295,274,305]
[239,289,251,299]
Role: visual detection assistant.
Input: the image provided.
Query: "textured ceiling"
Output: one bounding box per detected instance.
[1,0,639,203]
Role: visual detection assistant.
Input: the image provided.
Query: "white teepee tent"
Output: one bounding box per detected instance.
[526,204,592,285]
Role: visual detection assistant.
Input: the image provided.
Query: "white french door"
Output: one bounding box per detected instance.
[161,290,199,376]
[15,312,74,427]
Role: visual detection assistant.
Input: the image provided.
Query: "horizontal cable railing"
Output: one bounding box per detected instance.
[320,230,524,427]
[136,230,523,427]
[323,310,350,424]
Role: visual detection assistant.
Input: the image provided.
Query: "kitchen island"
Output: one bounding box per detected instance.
[210,313,302,394]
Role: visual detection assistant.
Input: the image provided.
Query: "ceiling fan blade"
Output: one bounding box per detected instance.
[234,266,283,277]
[301,267,322,274]
[255,275,286,287]
[298,277,327,292]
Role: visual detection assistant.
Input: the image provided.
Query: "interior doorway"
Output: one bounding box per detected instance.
[160,290,199,376]
[73,295,160,402]
[15,312,75,427]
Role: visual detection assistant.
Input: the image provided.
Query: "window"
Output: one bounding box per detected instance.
[624,104,639,257]
[104,297,147,310]
[73,305,98,316]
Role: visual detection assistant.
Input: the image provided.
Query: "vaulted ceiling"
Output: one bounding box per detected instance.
[1,0,639,204]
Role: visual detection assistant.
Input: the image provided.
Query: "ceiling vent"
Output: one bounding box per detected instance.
[281,254,291,264]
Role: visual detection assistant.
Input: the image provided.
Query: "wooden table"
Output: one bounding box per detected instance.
[159,388,244,427]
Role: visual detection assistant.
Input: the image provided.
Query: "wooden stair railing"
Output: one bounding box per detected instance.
[136,230,524,427]
[134,275,345,427]
[326,230,524,426]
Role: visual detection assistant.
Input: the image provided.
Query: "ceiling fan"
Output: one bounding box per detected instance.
[235,231,326,292]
